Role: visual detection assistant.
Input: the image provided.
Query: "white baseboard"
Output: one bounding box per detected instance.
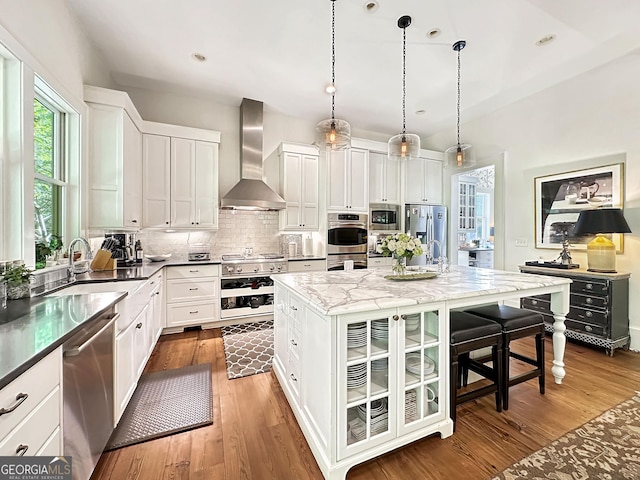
[628,326,640,352]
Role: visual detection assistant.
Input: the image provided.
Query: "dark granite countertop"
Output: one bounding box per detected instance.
[0,291,126,389]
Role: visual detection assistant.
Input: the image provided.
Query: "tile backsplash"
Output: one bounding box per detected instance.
[136,210,281,257]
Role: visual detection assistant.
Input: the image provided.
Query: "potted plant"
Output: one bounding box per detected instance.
[3,264,34,299]
[35,242,52,269]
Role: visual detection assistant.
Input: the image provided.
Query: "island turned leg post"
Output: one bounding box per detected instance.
[549,285,570,384]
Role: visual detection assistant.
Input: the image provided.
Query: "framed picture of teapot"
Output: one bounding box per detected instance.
[535,163,624,251]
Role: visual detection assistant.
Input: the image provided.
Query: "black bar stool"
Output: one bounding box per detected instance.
[465,304,545,410]
[450,311,503,430]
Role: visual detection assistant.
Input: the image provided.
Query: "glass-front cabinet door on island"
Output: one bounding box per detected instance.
[336,304,446,460]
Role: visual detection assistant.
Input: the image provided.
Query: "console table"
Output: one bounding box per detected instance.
[519,265,630,356]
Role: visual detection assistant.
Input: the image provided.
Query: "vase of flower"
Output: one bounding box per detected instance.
[392,254,407,276]
[376,233,424,277]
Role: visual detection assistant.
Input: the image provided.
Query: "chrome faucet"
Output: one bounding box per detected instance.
[425,239,442,265]
[68,237,93,282]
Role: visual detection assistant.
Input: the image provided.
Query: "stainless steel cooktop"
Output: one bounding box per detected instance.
[221,253,287,276]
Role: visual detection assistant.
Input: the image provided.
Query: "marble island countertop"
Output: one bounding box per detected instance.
[0,291,126,388]
[274,265,571,316]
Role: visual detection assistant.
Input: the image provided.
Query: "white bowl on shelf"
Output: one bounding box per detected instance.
[145,253,172,262]
[586,196,609,207]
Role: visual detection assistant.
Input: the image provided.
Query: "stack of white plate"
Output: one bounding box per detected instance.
[405,314,420,332]
[353,399,389,437]
[371,358,388,372]
[348,417,366,441]
[405,353,436,376]
[405,389,418,421]
[356,398,387,420]
[347,322,367,348]
[371,319,388,342]
[347,363,367,389]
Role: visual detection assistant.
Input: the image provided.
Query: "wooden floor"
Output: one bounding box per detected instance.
[91,329,640,480]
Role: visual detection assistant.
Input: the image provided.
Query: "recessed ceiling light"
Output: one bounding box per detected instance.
[325,83,336,94]
[415,109,426,115]
[191,53,206,62]
[535,34,556,46]
[364,1,379,13]
[426,28,441,39]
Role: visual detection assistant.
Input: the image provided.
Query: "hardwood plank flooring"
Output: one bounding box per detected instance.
[91,330,640,480]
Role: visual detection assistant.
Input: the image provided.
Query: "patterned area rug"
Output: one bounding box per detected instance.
[221,320,274,379]
[105,364,213,451]
[493,392,640,480]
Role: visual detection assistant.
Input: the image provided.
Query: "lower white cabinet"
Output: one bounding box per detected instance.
[287,259,326,272]
[114,272,162,424]
[165,265,220,330]
[274,281,449,479]
[0,347,62,456]
[367,256,393,268]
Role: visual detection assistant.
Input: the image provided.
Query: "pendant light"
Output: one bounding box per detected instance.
[316,0,351,150]
[445,40,476,168]
[388,15,420,160]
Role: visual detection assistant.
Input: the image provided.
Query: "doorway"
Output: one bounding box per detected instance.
[451,165,495,269]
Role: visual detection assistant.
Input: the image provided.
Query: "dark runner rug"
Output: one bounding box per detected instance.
[221,320,274,379]
[493,392,640,479]
[105,364,213,450]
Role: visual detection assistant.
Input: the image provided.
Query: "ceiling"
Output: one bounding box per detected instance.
[65,0,640,139]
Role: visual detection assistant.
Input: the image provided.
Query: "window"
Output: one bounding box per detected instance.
[34,95,66,242]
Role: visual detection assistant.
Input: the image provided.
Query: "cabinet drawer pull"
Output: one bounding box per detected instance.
[290,306,298,311]
[0,393,28,416]
[585,325,593,332]
[290,339,298,347]
[189,269,199,273]
[393,315,399,321]
[303,264,311,267]
[136,322,143,329]
[189,310,199,314]
[15,444,28,456]
[290,373,298,382]
[400,314,407,320]
[189,287,199,291]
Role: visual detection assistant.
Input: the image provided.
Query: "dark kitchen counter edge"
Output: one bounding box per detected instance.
[0,291,127,390]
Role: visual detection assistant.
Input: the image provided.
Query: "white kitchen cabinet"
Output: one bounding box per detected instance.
[369,152,400,204]
[276,143,319,231]
[142,134,219,229]
[458,181,477,231]
[328,148,369,212]
[404,157,443,205]
[367,256,393,268]
[85,89,143,229]
[287,259,326,272]
[165,265,220,331]
[273,282,448,479]
[142,134,171,228]
[0,347,62,456]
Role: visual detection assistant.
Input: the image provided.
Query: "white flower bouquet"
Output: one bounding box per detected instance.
[376,233,424,260]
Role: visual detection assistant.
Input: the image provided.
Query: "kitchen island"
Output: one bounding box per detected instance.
[272,265,571,480]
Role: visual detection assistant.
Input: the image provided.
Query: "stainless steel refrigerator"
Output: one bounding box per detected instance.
[405,204,447,266]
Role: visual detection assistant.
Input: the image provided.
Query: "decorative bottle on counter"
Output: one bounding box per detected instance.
[135,240,143,263]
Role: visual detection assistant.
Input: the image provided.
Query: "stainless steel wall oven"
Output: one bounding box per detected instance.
[327,213,368,270]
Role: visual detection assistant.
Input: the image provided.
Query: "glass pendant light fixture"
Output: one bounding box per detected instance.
[316,0,351,150]
[388,15,420,160]
[445,40,476,168]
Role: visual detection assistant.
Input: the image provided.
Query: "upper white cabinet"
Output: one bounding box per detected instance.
[271,143,319,231]
[328,148,369,212]
[369,151,400,204]
[85,86,143,229]
[141,124,220,229]
[404,156,443,205]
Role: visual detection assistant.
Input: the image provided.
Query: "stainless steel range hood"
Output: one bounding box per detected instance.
[220,98,286,210]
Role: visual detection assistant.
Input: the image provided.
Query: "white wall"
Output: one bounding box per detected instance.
[427,53,640,349]
[0,0,115,99]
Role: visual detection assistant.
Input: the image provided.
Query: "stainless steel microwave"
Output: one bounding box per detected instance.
[369,204,400,231]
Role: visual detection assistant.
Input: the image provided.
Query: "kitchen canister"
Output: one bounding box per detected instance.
[288,242,298,257]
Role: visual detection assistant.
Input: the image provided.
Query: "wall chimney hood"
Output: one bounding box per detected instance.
[220,98,286,210]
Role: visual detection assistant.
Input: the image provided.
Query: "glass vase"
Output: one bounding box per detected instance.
[7,282,30,300]
[392,255,407,276]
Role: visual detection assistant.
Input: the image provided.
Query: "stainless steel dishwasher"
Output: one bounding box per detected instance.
[63,309,117,480]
